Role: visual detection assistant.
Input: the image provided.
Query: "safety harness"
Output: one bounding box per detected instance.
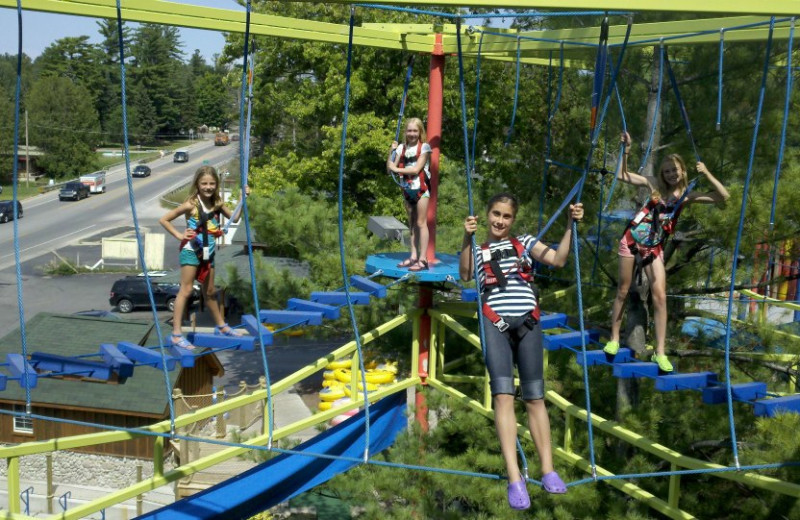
[397,143,429,204]
[480,236,540,333]
[179,203,223,283]
[621,194,686,282]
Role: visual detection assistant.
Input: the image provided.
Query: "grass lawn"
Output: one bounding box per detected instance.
[0,181,49,200]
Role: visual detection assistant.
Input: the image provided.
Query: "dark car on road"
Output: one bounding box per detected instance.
[173,150,189,163]
[132,165,151,177]
[0,200,23,223]
[109,276,195,313]
[59,181,90,201]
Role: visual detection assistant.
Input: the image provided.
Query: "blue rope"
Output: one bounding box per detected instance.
[589,16,633,149]
[337,6,371,462]
[504,36,522,147]
[769,19,794,231]
[357,4,627,19]
[716,30,725,131]
[236,7,275,448]
[722,16,775,470]
[638,44,664,173]
[590,17,610,135]
[389,55,415,189]
[11,0,31,412]
[114,0,175,433]
[469,31,484,176]
[538,51,554,235]
[618,16,791,48]
[664,47,701,162]
[456,17,529,478]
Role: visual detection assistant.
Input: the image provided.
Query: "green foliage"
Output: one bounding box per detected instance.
[27,76,100,177]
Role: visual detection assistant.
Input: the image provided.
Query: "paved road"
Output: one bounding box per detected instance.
[0,139,237,273]
[0,140,345,394]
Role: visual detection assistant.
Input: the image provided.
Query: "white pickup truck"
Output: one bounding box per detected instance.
[80,171,106,194]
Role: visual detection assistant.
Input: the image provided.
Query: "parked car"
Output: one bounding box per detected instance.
[59,181,90,201]
[173,150,189,163]
[109,276,196,313]
[132,165,151,177]
[0,200,23,223]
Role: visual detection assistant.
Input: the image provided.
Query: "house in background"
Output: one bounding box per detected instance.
[0,313,223,458]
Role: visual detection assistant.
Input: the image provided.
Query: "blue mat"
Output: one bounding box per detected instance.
[137,393,407,520]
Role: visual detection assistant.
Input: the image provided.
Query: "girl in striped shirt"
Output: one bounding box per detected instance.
[460,192,583,509]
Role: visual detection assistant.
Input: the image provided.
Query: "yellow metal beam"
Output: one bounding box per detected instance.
[296,1,800,17]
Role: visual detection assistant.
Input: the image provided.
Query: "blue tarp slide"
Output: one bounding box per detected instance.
[137,393,407,520]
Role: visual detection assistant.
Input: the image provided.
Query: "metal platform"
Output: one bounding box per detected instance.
[365,252,461,283]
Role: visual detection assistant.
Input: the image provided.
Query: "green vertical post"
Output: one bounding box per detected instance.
[668,462,681,509]
[7,456,20,514]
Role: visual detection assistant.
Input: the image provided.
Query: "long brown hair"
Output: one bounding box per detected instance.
[186,166,222,208]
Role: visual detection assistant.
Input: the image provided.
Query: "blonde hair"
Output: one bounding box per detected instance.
[186,166,222,208]
[404,117,427,146]
[654,153,688,199]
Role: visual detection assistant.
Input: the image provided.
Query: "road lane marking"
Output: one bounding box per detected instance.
[0,224,96,261]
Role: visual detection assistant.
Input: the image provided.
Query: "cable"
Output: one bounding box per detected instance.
[721,16,776,470]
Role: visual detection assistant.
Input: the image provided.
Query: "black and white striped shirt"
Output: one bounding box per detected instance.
[477,234,537,317]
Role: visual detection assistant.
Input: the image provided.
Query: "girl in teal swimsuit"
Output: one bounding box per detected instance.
[160,166,248,349]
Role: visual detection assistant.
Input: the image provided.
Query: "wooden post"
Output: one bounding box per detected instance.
[46,453,54,514]
[136,463,143,516]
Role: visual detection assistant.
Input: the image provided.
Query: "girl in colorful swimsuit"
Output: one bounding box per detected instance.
[387,117,432,272]
[160,166,249,349]
[459,192,584,509]
[603,132,730,371]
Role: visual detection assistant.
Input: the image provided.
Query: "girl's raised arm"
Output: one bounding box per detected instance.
[685,162,730,204]
[618,131,652,189]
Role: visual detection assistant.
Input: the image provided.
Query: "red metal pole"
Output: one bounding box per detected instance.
[415,34,445,432]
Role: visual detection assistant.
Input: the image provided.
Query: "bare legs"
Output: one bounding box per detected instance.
[494,394,554,483]
[172,265,229,340]
[643,259,668,356]
[404,197,429,267]
[609,255,635,343]
[610,255,669,356]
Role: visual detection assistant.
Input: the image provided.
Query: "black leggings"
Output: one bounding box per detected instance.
[484,315,544,400]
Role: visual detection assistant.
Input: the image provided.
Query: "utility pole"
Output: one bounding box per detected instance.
[25,109,30,188]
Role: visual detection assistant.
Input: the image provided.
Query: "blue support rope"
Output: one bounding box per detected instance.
[504,36,522,147]
[455,17,530,481]
[769,19,794,231]
[538,43,565,235]
[389,55,416,188]
[235,4,276,448]
[337,6,371,462]
[469,31,485,176]
[664,47,701,163]
[590,16,610,135]
[114,0,175,433]
[357,4,627,19]
[716,30,725,131]
[11,0,31,412]
[722,16,775,470]
[638,44,664,174]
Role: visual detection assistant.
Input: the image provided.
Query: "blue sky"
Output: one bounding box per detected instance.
[0,0,236,63]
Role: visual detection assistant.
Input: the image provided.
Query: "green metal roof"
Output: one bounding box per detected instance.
[0,313,179,416]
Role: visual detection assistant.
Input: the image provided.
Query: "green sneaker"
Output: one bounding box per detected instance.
[651,354,674,373]
[603,340,620,356]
